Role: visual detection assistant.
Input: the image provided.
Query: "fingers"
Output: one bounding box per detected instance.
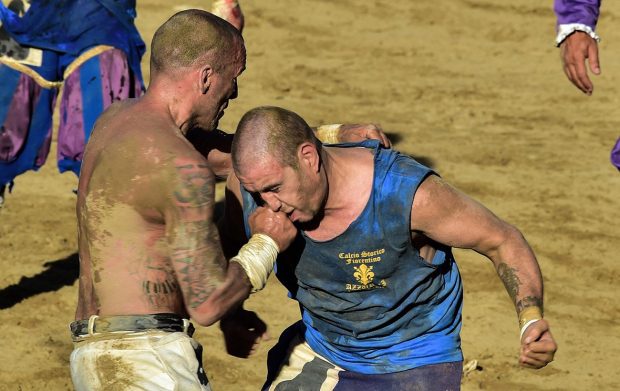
[367,124,391,148]
[587,42,601,75]
[520,342,556,369]
[521,319,552,343]
[249,207,297,250]
[519,321,557,369]
[572,59,593,95]
[560,33,599,95]
[377,129,391,148]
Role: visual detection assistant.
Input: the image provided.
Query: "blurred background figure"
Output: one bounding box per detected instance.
[211,0,244,32]
[554,0,619,170]
[0,0,146,207]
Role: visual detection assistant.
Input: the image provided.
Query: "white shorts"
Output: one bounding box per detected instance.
[70,330,211,391]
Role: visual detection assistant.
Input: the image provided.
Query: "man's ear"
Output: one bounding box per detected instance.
[298,142,320,173]
[199,65,214,94]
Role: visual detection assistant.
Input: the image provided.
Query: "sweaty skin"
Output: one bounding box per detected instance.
[76,100,230,320]
[228,106,557,370]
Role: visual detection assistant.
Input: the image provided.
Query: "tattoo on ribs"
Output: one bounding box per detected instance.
[142,278,179,307]
[497,263,521,302]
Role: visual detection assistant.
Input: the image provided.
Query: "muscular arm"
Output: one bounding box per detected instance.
[188,124,390,179]
[166,156,251,326]
[410,175,543,317]
[411,175,556,368]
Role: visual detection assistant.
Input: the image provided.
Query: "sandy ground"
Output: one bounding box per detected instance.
[1,0,619,390]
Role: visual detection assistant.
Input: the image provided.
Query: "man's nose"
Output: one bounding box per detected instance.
[261,193,281,212]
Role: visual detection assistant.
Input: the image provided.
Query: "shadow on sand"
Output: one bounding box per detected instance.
[0,252,79,310]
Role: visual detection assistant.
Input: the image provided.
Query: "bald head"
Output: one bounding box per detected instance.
[150,9,244,78]
[232,106,321,171]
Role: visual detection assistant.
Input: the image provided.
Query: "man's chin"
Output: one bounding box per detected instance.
[295,213,322,231]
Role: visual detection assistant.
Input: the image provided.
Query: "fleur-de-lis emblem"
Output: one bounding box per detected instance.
[353,264,374,285]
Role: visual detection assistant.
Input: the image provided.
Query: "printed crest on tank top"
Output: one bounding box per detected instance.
[339,247,387,291]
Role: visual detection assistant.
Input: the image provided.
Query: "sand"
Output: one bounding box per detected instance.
[1,0,619,390]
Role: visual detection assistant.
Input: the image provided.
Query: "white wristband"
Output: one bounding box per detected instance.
[520,319,541,340]
[555,23,601,47]
[230,233,279,293]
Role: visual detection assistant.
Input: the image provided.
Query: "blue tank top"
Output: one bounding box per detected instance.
[241,141,463,374]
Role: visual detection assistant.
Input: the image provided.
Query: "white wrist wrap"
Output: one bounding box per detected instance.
[518,306,543,340]
[555,23,601,47]
[230,234,279,293]
[520,319,541,340]
[316,124,342,144]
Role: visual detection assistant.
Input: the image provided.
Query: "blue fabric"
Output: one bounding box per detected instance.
[241,141,463,374]
[0,65,21,126]
[79,56,103,146]
[0,66,55,185]
[56,55,105,175]
[0,0,145,82]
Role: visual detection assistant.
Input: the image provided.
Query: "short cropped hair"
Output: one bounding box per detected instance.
[232,106,321,170]
[150,9,243,75]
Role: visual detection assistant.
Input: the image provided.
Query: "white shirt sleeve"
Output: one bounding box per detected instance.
[556,23,601,47]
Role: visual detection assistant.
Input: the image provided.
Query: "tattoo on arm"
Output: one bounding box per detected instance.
[498,263,543,313]
[170,162,227,309]
[497,262,521,303]
[516,296,543,313]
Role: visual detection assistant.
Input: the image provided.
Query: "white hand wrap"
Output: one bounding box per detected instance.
[316,124,342,144]
[230,234,279,293]
[518,306,543,340]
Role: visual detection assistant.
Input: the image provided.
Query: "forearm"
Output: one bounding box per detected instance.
[486,225,544,313]
[191,262,251,326]
[187,231,279,325]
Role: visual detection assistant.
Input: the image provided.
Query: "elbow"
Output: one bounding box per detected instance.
[480,223,528,264]
[187,286,250,327]
[189,304,228,327]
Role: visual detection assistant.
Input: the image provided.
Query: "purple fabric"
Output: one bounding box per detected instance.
[0,64,59,185]
[0,71,56,169]
[554,0,601,28]
[57,47,143,169]
[611,137,620,171]
[333,362,463,391]
[58,66,85,165]
[0,73,42,163]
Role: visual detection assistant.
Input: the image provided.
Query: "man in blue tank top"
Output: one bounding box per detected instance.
[222,106,557,390]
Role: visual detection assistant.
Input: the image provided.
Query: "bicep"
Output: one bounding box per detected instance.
[166,158,227,309]
[410,175,512,254]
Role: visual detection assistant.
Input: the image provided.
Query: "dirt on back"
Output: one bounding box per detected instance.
[1,1,619,390]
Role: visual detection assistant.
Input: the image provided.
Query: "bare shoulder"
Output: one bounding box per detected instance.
[85,104,212,212]
[413,175,451,208]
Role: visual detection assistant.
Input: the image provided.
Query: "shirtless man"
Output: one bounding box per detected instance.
[69,11,297,390]
[70,9,390,390]
[224,106,557,390]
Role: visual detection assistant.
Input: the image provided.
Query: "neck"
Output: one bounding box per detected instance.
[320,147,351,213]
[146,76,193,136]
